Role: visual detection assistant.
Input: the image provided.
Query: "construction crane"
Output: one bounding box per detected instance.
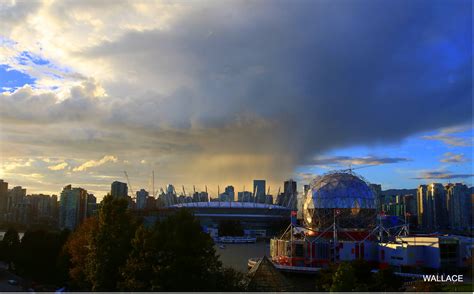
[123,171,135,199]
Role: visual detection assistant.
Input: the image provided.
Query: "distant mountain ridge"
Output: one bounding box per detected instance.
[381,189,417,197]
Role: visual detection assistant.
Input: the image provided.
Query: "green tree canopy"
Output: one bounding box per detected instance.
[85,195,138,291]
[15,229,69,284]
[120,209,246,291]
[372,267,403,291]
[0,227,20,269]
[330,262,356,291]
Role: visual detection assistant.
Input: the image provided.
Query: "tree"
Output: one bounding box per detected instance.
[371,267,403,291]
[215,267,248,291]
[315,264,337,291]
[330,262,356,291]
[15,229,70,284]
[150,209,223,291]
[118,225,155,291]
[0,227,20,269]
[85,195,138,291]
[64,217,98,290]
[120,209,246,291]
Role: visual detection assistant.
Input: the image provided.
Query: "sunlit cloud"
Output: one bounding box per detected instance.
[423,126,473,147]
[412,170,474,180]
[72,155,118,172]
[48,162,68,171]
[440,152,468,163]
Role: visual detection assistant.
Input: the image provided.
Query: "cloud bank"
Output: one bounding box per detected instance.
[0,0,472,195]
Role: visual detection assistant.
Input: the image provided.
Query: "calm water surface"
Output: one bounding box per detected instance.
[215,240,269,272]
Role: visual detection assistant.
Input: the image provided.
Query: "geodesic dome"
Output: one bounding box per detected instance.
[303,171,376,232]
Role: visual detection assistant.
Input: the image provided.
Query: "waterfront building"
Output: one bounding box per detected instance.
[0,180,8,221]
[445,183,470,230]
[158,184,178,207]
[6,186,27,222]
[370,183,382,212]
[253,180,266,203]
[136,189,149,210]
[27,194,59,226]
[87,194,97,217]
[111,181,128,198]
[417,184,435,230]
[225,185,235,201]
[59,185,89,230]
[191,191,208,203]
[238,191,253,202]
[265,194,273,204]
[428,183,448,229]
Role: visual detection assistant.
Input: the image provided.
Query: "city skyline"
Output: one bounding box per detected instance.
[1,1,472,198]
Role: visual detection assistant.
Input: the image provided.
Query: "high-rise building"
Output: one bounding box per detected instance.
[0,180,8,221]
[158,184,178,207]
[253,180,266,203]
[7,186,27,222]
[238,191,253,202]
[59,185,89,230]
[136,189,149,210]
[417,184,434,230]
[265,194,273,204]
[87,194,97,217]
[283,179,297,210]
[417,183,449,231]
[445,183,469,230]
[27,194,59,226]
[111,181,128,198]
[369,184,382,212]
[225,186,235,202]
[146,196,157,209]
[429,183,448,229]
[284,180,297,196]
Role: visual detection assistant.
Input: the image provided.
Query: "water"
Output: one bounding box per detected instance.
[214,241,269,272]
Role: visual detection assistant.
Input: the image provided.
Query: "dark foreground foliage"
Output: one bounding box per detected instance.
[64,195,246,291]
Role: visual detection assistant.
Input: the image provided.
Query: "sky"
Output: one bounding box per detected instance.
[0,0,472,199]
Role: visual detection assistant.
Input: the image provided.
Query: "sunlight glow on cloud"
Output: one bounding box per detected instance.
[48,162,68,171]
[72,155,118,172]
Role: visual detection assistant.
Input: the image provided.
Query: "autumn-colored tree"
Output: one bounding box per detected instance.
[63,217,98,290]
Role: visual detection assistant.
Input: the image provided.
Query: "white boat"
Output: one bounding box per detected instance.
[218,236,257,243]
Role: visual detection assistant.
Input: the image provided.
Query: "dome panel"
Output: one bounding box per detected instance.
[303,171,377,230]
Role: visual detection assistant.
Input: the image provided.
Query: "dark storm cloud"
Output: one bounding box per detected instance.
[77,0,471,167]
[306,156,411,167]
